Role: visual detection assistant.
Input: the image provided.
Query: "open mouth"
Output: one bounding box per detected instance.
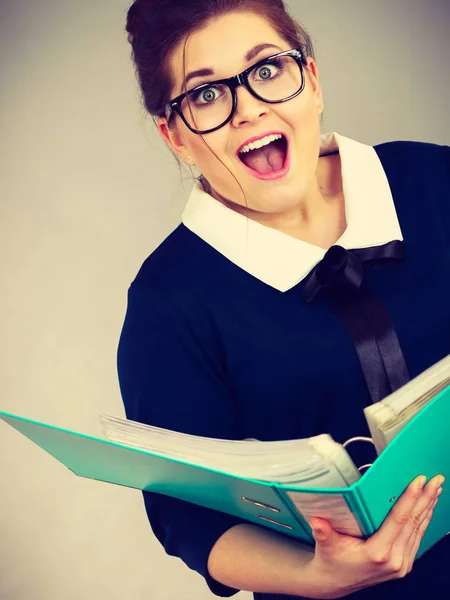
[237,134,289,179]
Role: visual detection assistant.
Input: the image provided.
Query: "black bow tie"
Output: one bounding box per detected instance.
[303,240,403,303]
[302,240,410,403]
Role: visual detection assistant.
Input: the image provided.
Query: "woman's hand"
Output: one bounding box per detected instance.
[304,474,444,599]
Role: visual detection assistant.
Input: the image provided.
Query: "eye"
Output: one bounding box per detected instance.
[190,84,226,106]
[252,58,284,82]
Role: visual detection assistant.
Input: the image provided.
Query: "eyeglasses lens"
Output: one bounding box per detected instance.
[180,55,302,133]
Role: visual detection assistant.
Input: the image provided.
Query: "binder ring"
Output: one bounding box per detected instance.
[343,436,375,474]
[342,436,375,448]
[358,463,373,473]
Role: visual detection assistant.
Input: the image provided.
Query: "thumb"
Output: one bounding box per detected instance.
[310,517,338,548]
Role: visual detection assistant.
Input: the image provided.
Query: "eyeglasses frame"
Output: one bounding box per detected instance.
[164,48,306,135]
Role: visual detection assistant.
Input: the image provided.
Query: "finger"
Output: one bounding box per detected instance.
[389,476,442,558]
[405,494,440,572]
[310,517,340,550]
[402,489,441,559]
[389,489,438,577]
[367,475,427,555]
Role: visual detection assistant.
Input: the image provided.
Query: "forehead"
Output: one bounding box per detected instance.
[169,11,288,94]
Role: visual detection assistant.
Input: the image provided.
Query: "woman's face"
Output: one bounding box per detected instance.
[158,10,324,215]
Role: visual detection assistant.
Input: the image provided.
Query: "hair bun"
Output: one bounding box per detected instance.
[126,0,158,44]
[126,1,143,44]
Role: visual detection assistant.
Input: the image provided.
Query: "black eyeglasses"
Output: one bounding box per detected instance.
[164,48,306,135]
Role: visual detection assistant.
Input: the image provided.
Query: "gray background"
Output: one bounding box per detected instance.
[0,1,448,599]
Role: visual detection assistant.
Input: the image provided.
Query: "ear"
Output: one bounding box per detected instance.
[303,57,324,115]
[157,116,191,162]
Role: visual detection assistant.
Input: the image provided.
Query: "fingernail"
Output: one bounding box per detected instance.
[312,523,325,538]
[437,487,443,497]
[416,475,426,488]
[436,476,445,488]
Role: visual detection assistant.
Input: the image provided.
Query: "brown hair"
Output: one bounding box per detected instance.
[125,0,316,198]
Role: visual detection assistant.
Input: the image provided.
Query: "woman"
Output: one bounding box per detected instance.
[118,1,449,598]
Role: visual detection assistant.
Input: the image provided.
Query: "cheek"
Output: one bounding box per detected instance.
[284,100,320,165]
[285,98,321,158]
[285,91,320,125]
[192,131,229,165]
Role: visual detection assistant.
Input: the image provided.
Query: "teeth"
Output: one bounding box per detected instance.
[239,133,283,154]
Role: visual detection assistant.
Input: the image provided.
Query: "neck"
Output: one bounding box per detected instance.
[211,152,346,249]
[261,189,346,249]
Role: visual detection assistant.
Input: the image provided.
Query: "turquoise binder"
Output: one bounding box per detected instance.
[1,385,449,558]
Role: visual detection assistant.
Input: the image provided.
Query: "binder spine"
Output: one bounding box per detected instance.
[272,486,315,542]
[349,486,376,537]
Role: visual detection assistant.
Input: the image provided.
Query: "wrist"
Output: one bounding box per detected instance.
[294,559,342,600]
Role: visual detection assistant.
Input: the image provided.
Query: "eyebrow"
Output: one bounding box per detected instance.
[183,43,283,89]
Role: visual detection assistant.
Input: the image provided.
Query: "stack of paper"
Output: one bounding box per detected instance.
[364,355,450,453]
[100,414,361,487]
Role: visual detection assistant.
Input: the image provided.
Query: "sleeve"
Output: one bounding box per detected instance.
[117,281,248,597]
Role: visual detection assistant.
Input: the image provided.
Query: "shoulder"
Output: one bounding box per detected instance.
[132,224,202,287]
[129,223,232,301]
[373,140,450,226]
[373,139,449,174]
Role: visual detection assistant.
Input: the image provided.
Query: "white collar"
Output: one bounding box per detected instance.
[182,132,403,292]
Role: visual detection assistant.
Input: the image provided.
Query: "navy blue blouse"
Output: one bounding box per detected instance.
[117,140,450,599]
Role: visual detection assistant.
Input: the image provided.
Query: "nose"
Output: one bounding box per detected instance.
[231,84,269,127]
